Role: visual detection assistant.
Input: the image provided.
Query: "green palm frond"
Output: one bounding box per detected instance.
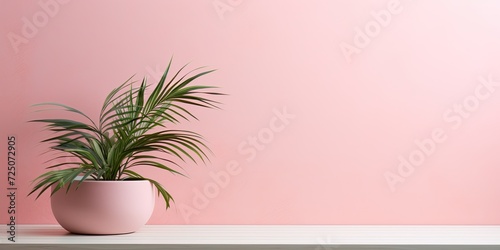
[29,59,223,209]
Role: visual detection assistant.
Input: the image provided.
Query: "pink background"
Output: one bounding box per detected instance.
[2,0,500,225]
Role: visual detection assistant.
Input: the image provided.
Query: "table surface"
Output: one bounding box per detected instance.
[2,225,500,249]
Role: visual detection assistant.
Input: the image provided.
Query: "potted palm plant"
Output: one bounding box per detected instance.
[29,59,222,235]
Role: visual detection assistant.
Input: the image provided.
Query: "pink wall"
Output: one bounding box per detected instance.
[2,0,500,225]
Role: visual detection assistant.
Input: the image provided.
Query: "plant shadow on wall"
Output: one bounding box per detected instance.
[28,59,223,235]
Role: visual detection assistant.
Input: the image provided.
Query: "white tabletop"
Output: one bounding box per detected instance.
[2,225,500,249]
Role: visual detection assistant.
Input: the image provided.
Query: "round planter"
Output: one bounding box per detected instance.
[51,180,155,235]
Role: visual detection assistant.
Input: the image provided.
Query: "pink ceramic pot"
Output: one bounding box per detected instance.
[51,180,155,235]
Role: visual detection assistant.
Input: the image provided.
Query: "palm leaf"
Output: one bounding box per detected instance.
[29,59,223,209]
